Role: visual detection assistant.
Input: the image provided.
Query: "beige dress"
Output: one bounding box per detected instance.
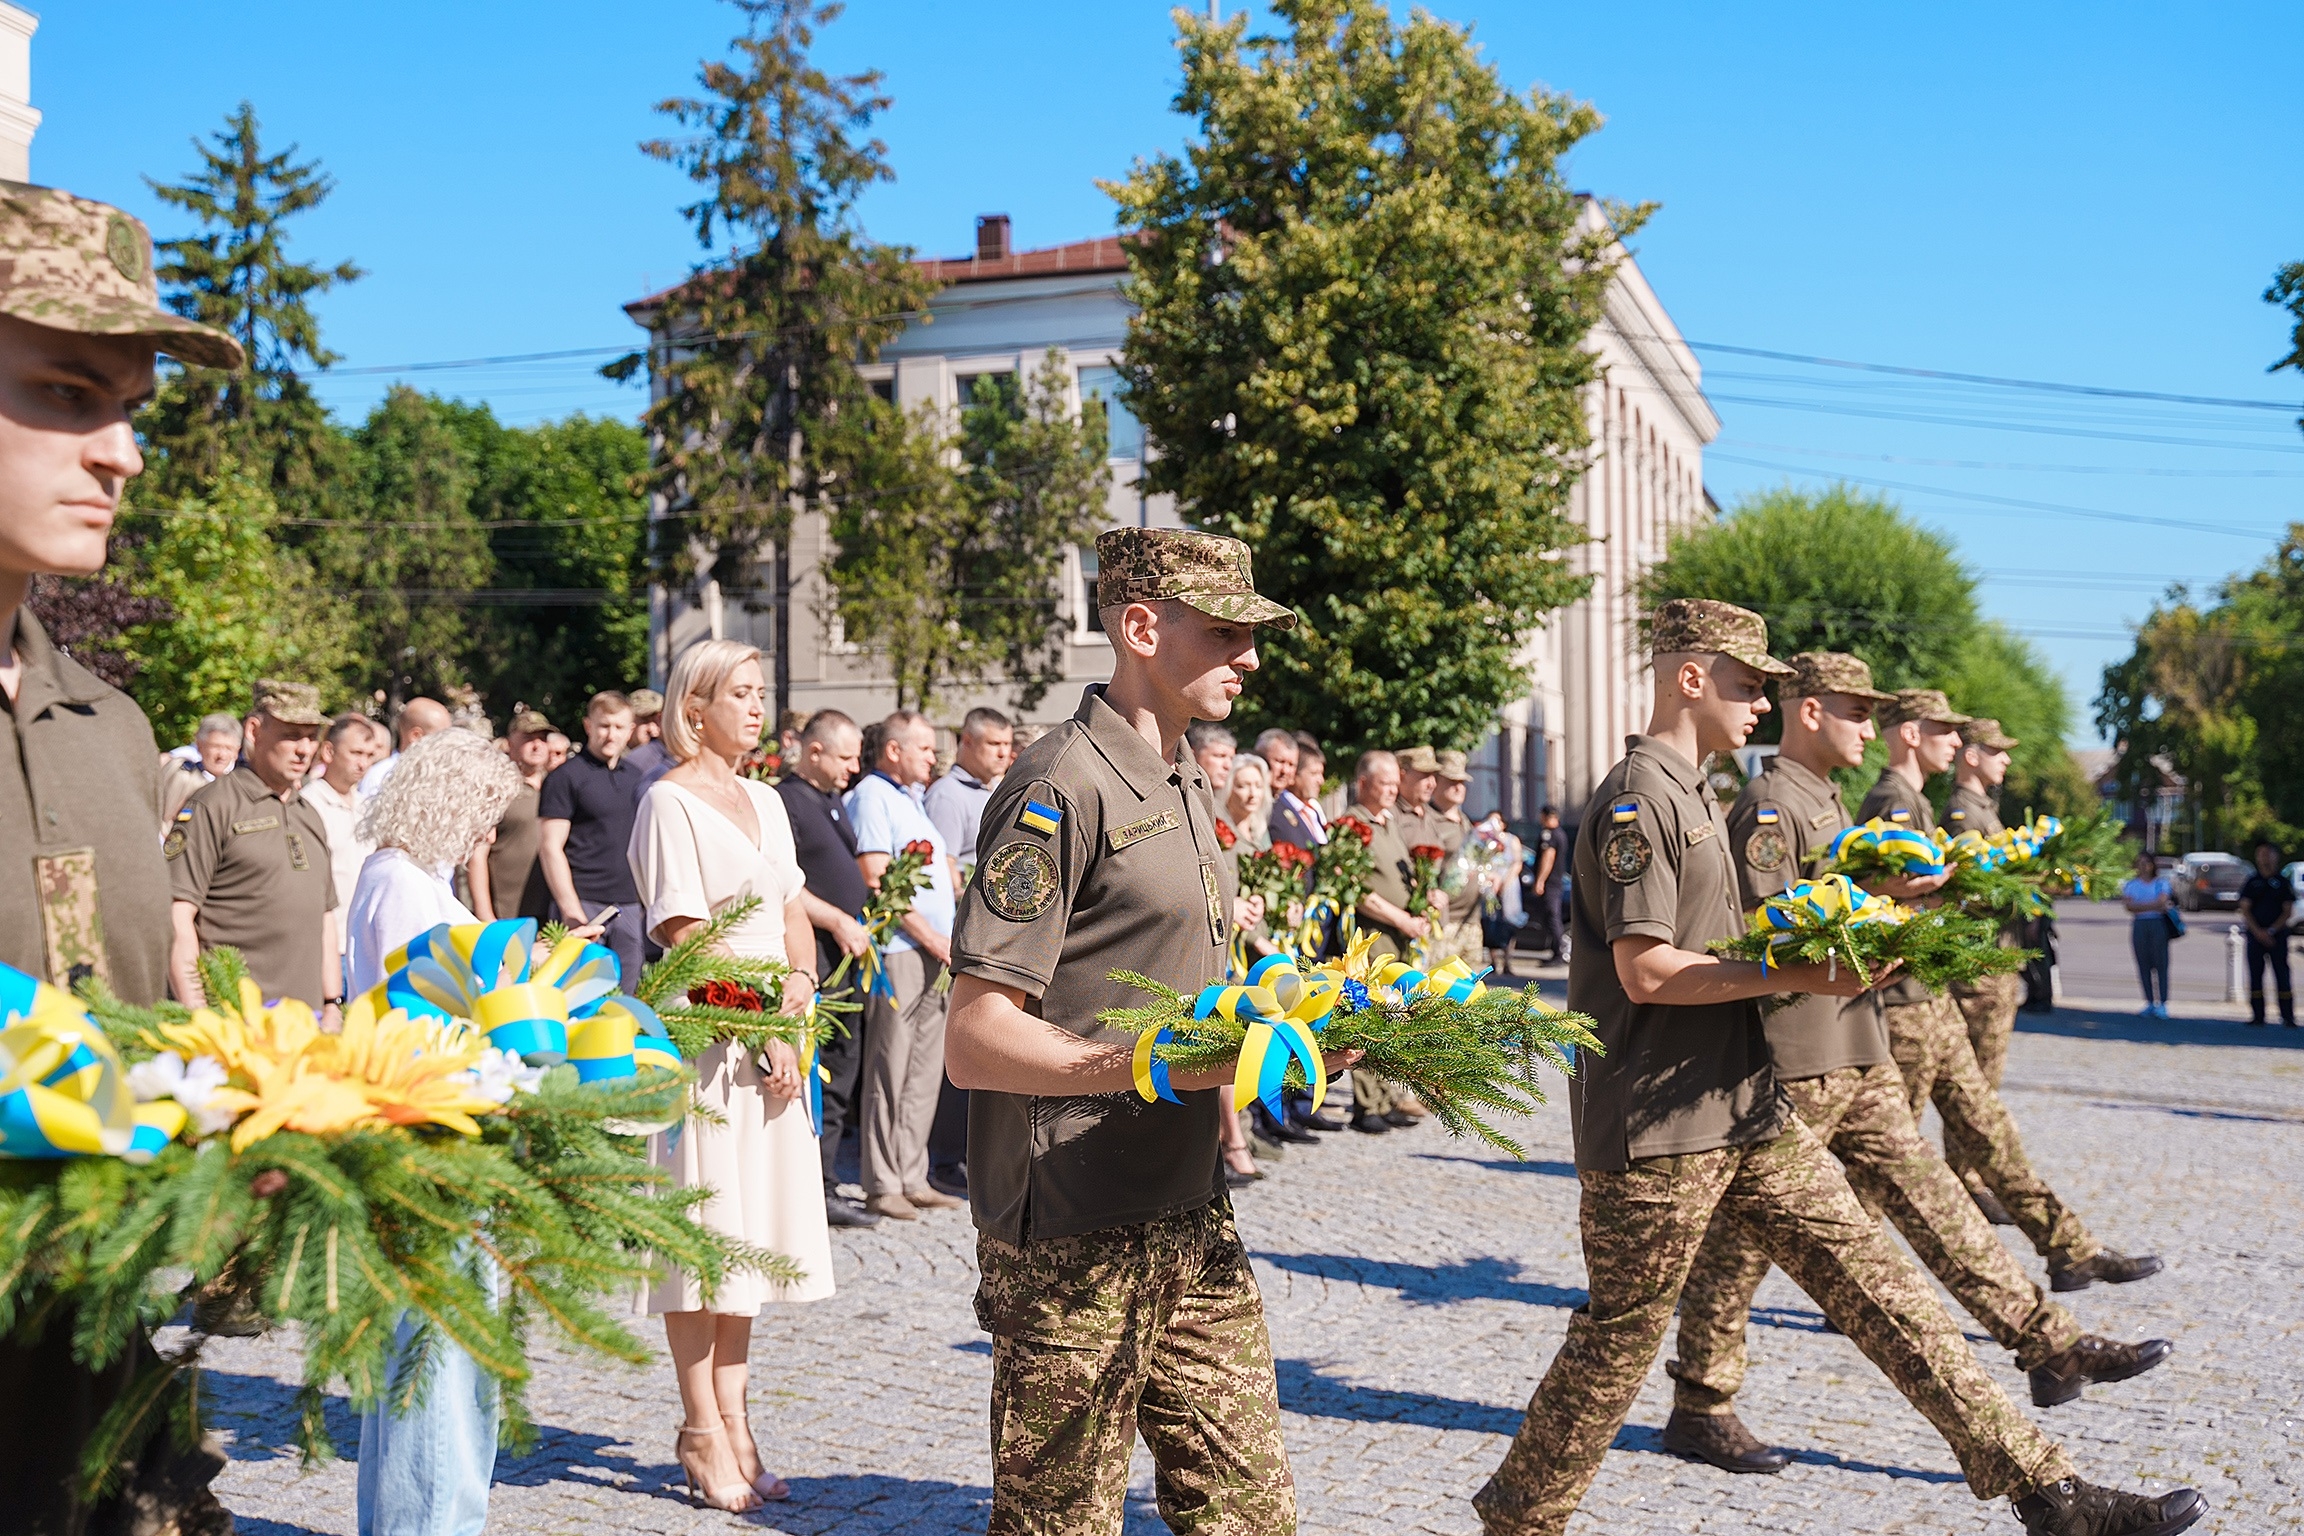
[628,777,836,1313]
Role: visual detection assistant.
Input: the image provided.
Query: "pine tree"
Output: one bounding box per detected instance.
[1109,0,1636,750]
[608,0,938,716]
[140,101,363,508]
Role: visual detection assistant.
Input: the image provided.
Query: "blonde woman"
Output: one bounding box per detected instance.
[627,639,832,1511]
[343,727,526,1536]
[1221,752,1275,852]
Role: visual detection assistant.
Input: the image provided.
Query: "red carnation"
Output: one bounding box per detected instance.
[1277,842,1315,870]
[1408,844,1446,863]
[1333,816,1374,844]
[1214,819,1238,850]
[690,980,765,1012]
[902,838,937,857]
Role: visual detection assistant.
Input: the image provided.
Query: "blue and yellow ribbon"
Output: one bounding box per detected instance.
[0,965,185,1163]
[1826,819,1948,879]
[1747,874,1903,972]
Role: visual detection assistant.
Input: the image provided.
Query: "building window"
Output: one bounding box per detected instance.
[957,371,1014,409]
[1078,543,1104,635]
[868,376,894,405]
[1076,364,1143,461]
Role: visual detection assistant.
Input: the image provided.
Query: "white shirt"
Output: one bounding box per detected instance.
[344,847,475,997]
[301,776,373,919]
[356,752,400,804]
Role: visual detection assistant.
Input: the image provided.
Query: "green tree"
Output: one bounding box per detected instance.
[313,388,494,706]
[1641,484,1980,716]
[1107,0,1628,750]
[114,467,356,745]
[466,414,655,722]
[1942,623,2093,816]
[822,350,1110,710]
[2268,261,2304,381]
[141,101,363,507]
[609,0,937,715]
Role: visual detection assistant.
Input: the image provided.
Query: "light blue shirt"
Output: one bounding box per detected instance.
[844,771,956,951]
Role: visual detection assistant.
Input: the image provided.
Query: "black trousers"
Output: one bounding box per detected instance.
[2247,933,2294,1024]
[818,981,869,1194]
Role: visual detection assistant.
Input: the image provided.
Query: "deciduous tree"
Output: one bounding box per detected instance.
[1109,0,1628,749]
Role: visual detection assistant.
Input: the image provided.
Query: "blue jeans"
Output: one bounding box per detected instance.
[357,1313,499,1536]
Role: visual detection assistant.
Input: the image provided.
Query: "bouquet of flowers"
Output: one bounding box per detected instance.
[1237,840,1315,914]
[1405,842,1450,964]
[1099,937,1599,1157]
[825,838,938,1000]
[13,934,788,1496]
[1708,874,2030,993]
[737,745,783,783]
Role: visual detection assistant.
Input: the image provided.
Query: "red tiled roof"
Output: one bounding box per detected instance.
[624,235,1130,319]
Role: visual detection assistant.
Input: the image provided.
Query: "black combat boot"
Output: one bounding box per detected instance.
[1659,1408,1791,1474]
[2050,1250,2165,1293]
[1972,1184,2016,1225]
[2011,1476,2204,1535]
[2029,1335,2175,1407]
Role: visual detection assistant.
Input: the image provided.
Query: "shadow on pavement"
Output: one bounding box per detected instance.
[1611,1420,1966,1484]
[1256,1252,1587,1310]
[226,1522,335,1536]
[1277,1358,1524,1435]
[2019,1007,2304,1050]
[1412,1154,1578,1179]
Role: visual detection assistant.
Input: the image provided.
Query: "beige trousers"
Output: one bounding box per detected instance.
[862,947,949,1197]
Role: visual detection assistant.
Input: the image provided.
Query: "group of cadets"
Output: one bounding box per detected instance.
[0,170,2211,1536]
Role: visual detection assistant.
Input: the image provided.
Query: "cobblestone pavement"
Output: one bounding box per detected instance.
[198,1007,2303,1535]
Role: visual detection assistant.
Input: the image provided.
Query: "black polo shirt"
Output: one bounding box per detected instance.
[775,774,869,982]
[537,748,641,904]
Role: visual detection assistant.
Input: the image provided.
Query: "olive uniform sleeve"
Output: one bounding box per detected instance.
[950,776,1089,999]
[1597,793,1680,945]
[1726,793,1795,907]
[165,794,222,909]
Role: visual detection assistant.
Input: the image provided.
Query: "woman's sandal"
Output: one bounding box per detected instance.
[722,1410,792,1502]
[675,1424,763,1512]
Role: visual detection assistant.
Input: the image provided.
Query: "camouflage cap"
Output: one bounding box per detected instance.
[1094,527,1297,630]
[1961,716,2019,751]
[0,183,243,369]
[1649,598,1795,677]
[1397,745,1440,774]
[1433,748,1470,782]
[509,708,555,737]
[627,688,664,719]
[1780,651,1894,702]
[1881,688,1971,728]
[251,679,326,727]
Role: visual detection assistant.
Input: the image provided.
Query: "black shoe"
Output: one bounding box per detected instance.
[1350,1110,1391,1134]
[1225,1166,1262,1188]
[2050,1250,2164,1293]
[2012,1477,2204,1535]
[1659,1408,1790,1474]
[1304,1111,1351,1133]
[1382,1109,1422,1128]
[927,1162,968,1199]
[1267,1118,1321,1144]
[1972,1185,2016,1225]
[825,1195,881,1229]
[2029,1335,2175,1407]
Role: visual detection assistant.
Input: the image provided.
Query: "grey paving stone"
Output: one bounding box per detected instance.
[196,1016,2299,1533]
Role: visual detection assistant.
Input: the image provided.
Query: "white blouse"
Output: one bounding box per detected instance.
[344,847,476,997]
[627,777,805,960]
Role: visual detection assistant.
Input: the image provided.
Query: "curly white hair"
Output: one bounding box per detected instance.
[355,726,524,872]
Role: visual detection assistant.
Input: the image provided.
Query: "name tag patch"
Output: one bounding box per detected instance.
[1811,809,1839,829]
[231,814,281,835]
[1108,809,1180,852]
[1685,823,1715,846]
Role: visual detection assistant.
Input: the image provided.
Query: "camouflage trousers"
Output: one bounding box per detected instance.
[1472,1120,2071,1536]
[1884,995,2101,1270]
[974,1200,1294,1536]
[1949,971,2025,1200]
[1669,1063,2083,1417]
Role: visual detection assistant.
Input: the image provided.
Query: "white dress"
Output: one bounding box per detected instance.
[628,777,836,1313]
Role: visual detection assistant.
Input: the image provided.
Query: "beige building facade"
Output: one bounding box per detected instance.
[628,203,1716,819]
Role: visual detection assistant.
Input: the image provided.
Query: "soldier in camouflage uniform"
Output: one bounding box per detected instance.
[1663,656,2170,1479]
[1473,604,2205,1536]
[0,184,244,1536]
[944,527,1304,1534]
[1946,717,2027,1215]
[1862,693,2164,1294]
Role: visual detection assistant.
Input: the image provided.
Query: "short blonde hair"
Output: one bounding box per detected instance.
[662,638,765,765]
[356,727,524,872]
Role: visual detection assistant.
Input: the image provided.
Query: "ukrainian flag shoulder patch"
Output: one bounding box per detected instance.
[1610,801,1639,825]
[1755,806,1780,825]
[1018,798,1062,837]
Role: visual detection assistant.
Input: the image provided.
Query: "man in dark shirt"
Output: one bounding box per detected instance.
[776,708,879,1227]
[538,690,644,985]
[2240,840,2294,1027]
[1527,804,1567,964]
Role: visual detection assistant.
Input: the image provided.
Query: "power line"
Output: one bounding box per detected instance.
[1714,439,2304,479]
[1685,339,2302,413]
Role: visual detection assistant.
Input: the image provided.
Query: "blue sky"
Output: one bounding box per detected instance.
[33,1,2304,734]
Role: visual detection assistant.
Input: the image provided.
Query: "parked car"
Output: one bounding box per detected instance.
[2285,860,2304,908]
[2175,851,2249,912]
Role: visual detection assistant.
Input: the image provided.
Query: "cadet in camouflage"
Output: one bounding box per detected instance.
[1948,716,2026,1091]
[0,182,243,367]
[1094,526,1298,629]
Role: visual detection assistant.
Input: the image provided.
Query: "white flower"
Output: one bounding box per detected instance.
[126,1052,238,1135]
[454,1047,545,1106]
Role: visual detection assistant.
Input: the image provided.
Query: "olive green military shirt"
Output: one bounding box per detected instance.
[0,608,173,1003]
[950,686,1230,1245]
[1728,754,1891,1080]
[167,767,337,1006]
[1857,768,1939,1006]
[1945,783,2004,838]
[1352,804,1420,959]
[1427,808,1471,856]
[1566,737,1788,1171]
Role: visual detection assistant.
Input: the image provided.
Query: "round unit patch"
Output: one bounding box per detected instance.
[1745,827,1789,874]
[105,213,144,282]
[1602,825,1652,883]
[981,841,1061,922]
[162,827,187,861]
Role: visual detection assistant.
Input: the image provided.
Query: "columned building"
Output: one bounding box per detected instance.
[626,201,1717,820]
